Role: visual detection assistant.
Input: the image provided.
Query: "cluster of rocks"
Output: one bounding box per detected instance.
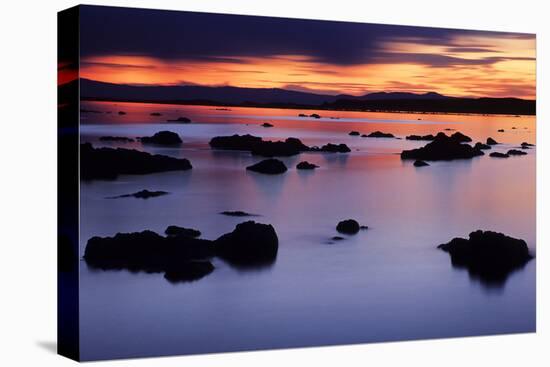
[80,143,192,180]
[401,132,483,161]
[84,221,279,282]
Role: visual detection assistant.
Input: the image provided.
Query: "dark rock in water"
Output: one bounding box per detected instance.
[165,225,201,238]
[438,230,533,286]
[507,149,527,156]
[167,116,191,123]
[406,134,435,141]
[450,132,472,143]
[150,112,162,116]
[313,143,351,153]
[349,131,360,136]
[108,189,169,199]
[220,211,257,217]
[401,132,483,161]
[336,219,360,234]
[99,136,135,143]
[298,113,307,117]
[486,137,498,145]
[512,127,517,129]
[489,152,509,158]
[310,113,321,119]
[497,129,505,132]
[521,142,535,148]
[140,131,182,145]
[164,262,214,283]
[209,134,307,157]
[80,143,192,180]
[83,230,216,273]
[360,225,369,230]
[215,221,278,267]
[332,236,345,241]
[261,122,274,128]
[296,161,319,170]
[361,134,368,138]
[444,128,455,131]
[118,111,126,115]
[367,131,395,138]
[414,160,430,167]
[246,159,288,174]
[210,134,263,151]
[474,142,491,150]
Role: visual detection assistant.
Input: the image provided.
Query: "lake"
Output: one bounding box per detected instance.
[78,101,536,360]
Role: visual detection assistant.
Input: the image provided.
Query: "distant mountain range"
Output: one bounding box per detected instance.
[77,78,535,115]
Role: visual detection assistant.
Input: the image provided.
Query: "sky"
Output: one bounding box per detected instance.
[78,5,536,99]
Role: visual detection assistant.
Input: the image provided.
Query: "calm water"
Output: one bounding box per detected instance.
[79,101,536,361]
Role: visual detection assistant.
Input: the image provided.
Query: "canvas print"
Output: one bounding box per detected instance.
[58,5,536,361]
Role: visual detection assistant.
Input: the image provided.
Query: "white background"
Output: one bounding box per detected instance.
[0,0,547,365]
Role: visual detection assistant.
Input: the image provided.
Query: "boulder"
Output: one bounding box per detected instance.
[366,131,395,138]
[349,131,360,136]
[507,149,527,156]
[167,116,191,123]
[80,143,192,180]
[215,221,278,267]
[246,159,288,174]
[474,142,491,150]
[414,160,430,167]
[486,137,498,145]
[165,225,201,238]
[108,189,169,199]
[489,152,509,158]
[401,132,483,161]
[139,131,182,145]
[438,230,533,285]
[336,219,361,234]
[99,136,135,143]
[406,134,435,141]
[296,161,319,170]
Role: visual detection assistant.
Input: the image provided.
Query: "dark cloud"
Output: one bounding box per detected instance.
[79,5,534,67]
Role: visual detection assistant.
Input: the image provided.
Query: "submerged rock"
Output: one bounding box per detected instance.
[296,161,319,170]
[438,230,533,285]
[139,131,182,145]
[246,159,288,174]
[261,122,274,128]
[80,143,192,180]
[401,132,483,161]
[349,131,360,136]
[366,131,395,138]
[165,225,201,238]
[507,149,527,156]
[163,262,214,283]
[167,116,191,123]
[108,189,169,199]
[406,134,435,141]
[489,152,509,158]
[486,137,498,145]
[220,211,257,217]
[99,136,135,143]
[414,160,430,167]
[215,221,278,267]
[336,219,361,235]
[474,142,491,150]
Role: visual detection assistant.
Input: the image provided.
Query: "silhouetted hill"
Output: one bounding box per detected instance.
[80,79,535,115]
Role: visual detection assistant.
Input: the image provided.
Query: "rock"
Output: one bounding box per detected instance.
[401,132,483,161]
[215,221,278,267]
[349,131,360,136]
[163,262,214,283]
[261,122,274,128]
[167,116,191,123]
[406,134,435,141]
[450,132,472,142]
[80,143,192,180]
[99,136,135,143]
[361,134,368,138]
[512,127,517,129]
[165,225,201,238]
[507,149,527,156]
[489,152,509,158]
[366,131,395,138]
[220,211,257,217]
[310,113,321,119]
[332,236,345,241]
[336,219,360,234]
[118,111,126,115]
[313,143,351,153]
[139,131,182,145]
[209,134,307,157]
[486,137,498,145]
[150,112,162,116]
[296,161,319,170]
[444,128,455,131]
[474,142,491,150]
[360,225,369,230]
[414,160,430,167]
[438,230,533,285]
[497,129,505,132]
[298,113,307,117]
[521,142,535,148]
[108,189,169,199]
[84,230,216,273]
[246,159,288,174]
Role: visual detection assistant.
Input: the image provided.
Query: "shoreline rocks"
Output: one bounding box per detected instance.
[80,143,192,180]
[246,159,288,174]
